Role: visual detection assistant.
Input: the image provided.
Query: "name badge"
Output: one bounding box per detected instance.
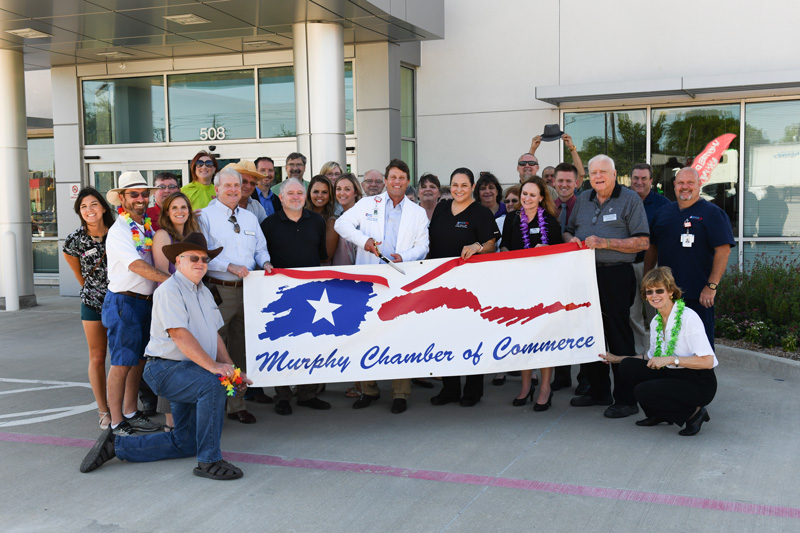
[529,227,540,234]
[603,213,617,222]
[681,234,694,247]
[366,214,379,222]
[244,230,256,236]
[84,248,98,257]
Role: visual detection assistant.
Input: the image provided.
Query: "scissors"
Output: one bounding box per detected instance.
[374,244,406,275]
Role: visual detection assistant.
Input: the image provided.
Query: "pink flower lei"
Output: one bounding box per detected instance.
[519,207,548,249]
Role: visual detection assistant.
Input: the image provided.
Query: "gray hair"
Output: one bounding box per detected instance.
[587,154,616,171]
[363,169,384,180]
[214,168,241,187]
[279,177,305,195]
[676,167,700,181]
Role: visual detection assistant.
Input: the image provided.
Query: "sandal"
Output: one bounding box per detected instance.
[98,411,111,430]
[193,459,243,480]
[345,383,361,398]
[163,425,174,432]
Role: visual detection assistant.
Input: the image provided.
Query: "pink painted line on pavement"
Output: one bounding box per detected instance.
[4,431,798,519]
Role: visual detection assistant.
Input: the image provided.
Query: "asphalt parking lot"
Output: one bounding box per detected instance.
[2,287,799,532]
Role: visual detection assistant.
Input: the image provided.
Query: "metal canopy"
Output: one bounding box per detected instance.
[0,0,444,70]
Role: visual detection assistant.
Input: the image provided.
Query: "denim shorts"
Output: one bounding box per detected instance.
[102,291,152,367]
[80,303,102,321]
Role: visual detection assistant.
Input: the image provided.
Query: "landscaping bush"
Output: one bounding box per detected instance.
[716,251,800,351]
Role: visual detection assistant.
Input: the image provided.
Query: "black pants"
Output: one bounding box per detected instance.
[440,375,484,401]
[581,263,636,405]
[619,358,717,425]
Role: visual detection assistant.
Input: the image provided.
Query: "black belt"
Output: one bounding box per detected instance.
[119,291,153,301]
[596,262,631,268]
[207,278,243,288]
[145,355,160,362]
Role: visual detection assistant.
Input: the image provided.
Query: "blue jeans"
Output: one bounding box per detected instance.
[115,358,226,464]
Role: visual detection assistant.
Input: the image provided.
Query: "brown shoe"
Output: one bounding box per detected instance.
[227,410,256,424]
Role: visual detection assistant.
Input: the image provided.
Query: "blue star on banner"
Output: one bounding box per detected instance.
[259,279,376,340]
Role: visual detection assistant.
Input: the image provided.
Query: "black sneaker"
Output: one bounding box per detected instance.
[604,404,640,419]
[80,427,116,473]
[112,420,137,436]
[125,411,161,432]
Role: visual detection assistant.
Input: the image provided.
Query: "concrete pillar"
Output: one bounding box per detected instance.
[0,50,35,309]
[353,42,402,175]
[293,21,346,178]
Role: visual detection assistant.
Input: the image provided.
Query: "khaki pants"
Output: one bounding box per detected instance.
[360,379,411,400]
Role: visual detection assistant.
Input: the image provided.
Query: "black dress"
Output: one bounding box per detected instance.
[428,200,500,403]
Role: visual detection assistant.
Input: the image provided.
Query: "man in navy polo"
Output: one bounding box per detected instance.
[645,167,734,348]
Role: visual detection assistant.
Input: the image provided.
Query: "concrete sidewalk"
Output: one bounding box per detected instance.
[1,288,799,532]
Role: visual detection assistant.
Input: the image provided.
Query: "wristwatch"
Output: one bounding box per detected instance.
[674,357,680,367]
[706,282,718,290]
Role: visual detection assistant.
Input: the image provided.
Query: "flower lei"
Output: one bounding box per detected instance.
[217,367,244,397]
[654,299,685,358]
[117,207,153,254]
[519,207,548,249]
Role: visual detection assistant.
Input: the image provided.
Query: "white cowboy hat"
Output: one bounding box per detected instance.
[106,171,160,206]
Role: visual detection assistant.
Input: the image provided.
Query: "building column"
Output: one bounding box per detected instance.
[0,50,35,309]
[293,21,346,178]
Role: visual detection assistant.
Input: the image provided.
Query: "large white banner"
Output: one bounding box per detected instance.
[244,244,605,386]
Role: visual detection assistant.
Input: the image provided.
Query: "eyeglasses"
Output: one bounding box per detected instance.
[179,254,210,263]
[196,160,215,168]
[591,207,601,224]
[158,184,180,191]
[228,214,240,234]
[123,191,150,199]
[518,161,539,167]
[645,288,667,296]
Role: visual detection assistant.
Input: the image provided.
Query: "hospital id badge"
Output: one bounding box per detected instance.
[681,233,694,247]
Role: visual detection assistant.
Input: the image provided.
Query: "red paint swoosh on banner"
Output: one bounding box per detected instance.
[264,268,389,287]
[378,286,589,325]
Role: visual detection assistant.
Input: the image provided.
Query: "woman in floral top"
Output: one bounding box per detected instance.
[63,187,115,429]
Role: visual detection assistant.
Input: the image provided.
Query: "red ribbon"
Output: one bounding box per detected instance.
[264,268,390,288]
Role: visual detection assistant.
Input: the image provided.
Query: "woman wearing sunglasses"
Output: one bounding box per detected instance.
[181,151,219,210]
[151,191,201,430]
[600,267,717,436]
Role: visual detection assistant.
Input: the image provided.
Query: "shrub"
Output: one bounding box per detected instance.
[782,334,798,352]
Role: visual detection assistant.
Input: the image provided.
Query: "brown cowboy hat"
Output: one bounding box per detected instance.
[162,232,223,265]
[223,160,265,181]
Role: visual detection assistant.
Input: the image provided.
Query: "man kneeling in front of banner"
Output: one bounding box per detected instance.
[81,232,252,480]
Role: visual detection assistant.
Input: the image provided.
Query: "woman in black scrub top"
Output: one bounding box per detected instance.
[428,167,501,407]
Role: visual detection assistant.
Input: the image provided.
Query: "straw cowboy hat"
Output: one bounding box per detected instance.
[162,232,223,265]
[223,160,265,181]
[106,171,160,206]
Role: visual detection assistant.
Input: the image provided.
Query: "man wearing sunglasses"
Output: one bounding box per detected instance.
[563,155,650,419]
[81,232,252,480]
[199,167,272,424]
[146,172,180,232]
[103,172,171,436]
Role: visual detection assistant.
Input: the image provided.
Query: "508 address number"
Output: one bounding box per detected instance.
[200,127,226,141]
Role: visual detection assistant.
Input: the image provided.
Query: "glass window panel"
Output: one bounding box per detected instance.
[401,66,415,139]
[94,171,118,199]
[32,240,59,274]
[82,76,165,145]
[258,66,296,138]
[741,241,800,269]
[168,69,256,142]
[28,138,57,238]
[345,62,354,135]
[651,104,740,234]
[563,110,646,182]
[743,100,800,237]
[402,140,415,182]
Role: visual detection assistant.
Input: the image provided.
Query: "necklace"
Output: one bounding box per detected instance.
[117,207,153,254]
[519,207,548,249]
[654,299,685,358]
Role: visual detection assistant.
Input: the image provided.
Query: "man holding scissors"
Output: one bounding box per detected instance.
[335,159,430,413]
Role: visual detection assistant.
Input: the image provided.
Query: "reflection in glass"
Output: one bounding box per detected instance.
[651,104,740,233]
[94,171,118,199]
[259,66,296,138]
[742,241,799,267]
[345,62,354,135]
[563,110,646,182]
[401,66,415,139]
[82,76,165,144]
[168,70,256,142]
[28,138,57,238]
[402,140,415,181]
[32,241,59,274]
[744,100,800,237]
